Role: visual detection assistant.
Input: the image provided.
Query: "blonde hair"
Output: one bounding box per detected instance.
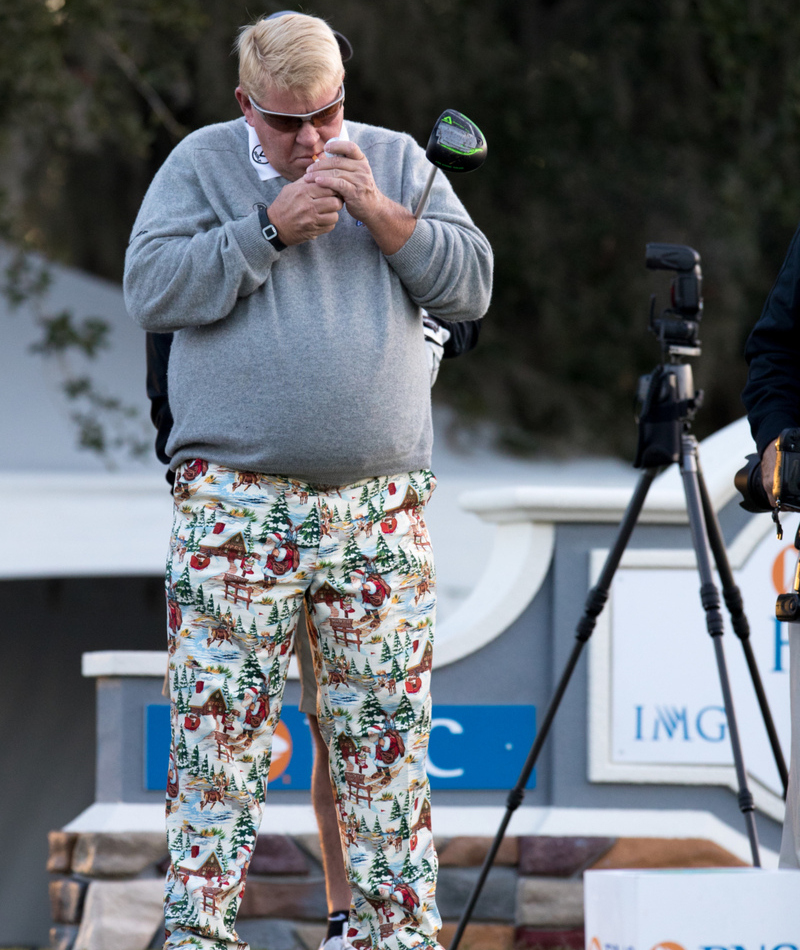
[237,13,344,104]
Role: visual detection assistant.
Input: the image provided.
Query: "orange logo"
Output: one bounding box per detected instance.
[773,544,799,594]
[588,939,602,950]
[267,720,293,782]
[650,943,686,950]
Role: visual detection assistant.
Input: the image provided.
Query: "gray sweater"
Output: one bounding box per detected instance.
[124,117,493,484]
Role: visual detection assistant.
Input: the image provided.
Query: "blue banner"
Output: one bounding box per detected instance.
[145,703,536,791]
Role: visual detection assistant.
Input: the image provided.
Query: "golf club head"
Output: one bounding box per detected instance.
[425,109,487,173]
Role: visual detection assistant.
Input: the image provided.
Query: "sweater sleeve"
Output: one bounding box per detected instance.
[123,139,279,332]
[742,223,800,456]
[384,136,493,323]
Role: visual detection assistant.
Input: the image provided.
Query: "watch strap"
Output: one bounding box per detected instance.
[256,204,287,251]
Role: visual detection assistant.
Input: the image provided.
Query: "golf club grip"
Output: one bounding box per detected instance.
[414,166,437,219]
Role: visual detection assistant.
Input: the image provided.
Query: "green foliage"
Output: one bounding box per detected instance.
[4,0,800,452]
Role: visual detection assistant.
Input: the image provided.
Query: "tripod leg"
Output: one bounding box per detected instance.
[696,465,789,797]
[448,467,660,950]
[681,435,761,866]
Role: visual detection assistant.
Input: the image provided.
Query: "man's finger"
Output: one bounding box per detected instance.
[310,197,344,214]
[761,440,779,506]
[322,139,365,161]
[308,174,354,198]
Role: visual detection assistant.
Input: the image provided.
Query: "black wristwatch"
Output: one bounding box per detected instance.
[256,204,287,251]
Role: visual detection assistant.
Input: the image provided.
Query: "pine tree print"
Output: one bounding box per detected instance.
[222,900,237,933]
[394,694,416,730]
[400,848,418,881]
[366,497,380,526]
[358,690,385,733]
[229,808,256,854]
[343,533,364,573]
[237,648,264,698]
[396,547,412,574]
[259,492,292,539]
[367,845,392,890]
[175,727,190,768]
[390,657,405,684]
[268,658,282,694]
[175,565,194,605]
[375,534,396,572]
[297,506,321,547]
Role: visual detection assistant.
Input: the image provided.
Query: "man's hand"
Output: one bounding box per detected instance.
[761,439,779,507]
[267,179,343,246]
[304,140,416,255]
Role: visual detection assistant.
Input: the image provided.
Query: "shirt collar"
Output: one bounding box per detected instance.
[246,119,350,181]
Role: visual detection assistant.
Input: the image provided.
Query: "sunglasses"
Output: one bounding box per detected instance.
[249,84,345,133]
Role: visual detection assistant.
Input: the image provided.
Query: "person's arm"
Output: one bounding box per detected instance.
[145,332,176,486]
[124,133,285,332]
[742,223,800,454]
[742,223,800,504]
[308,135,493,323]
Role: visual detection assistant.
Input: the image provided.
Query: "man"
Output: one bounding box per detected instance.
[742,223,800,869]
[125,12,492,950]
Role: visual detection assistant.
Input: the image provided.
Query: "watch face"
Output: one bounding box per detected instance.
[263,224,278,241]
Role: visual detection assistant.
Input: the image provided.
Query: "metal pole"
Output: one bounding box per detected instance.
[680,435,760,866]
[696,466,789,796]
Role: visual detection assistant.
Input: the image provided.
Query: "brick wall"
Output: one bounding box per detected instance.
[47,832,745,950]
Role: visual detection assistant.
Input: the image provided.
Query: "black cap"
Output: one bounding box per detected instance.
[264,10,353,63]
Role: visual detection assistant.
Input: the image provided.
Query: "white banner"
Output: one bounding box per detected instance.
[584,868,800,950]
[589,512,798,816]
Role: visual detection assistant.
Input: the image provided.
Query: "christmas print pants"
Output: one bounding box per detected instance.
[163,461,442,950]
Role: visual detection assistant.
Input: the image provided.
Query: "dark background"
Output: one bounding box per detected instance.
[0,577,164,946]
[4,0,800,459]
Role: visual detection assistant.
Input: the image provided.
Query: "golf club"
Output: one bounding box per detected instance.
[413,109,487,219]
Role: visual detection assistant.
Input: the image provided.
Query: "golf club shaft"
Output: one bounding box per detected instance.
[414,166,437,219]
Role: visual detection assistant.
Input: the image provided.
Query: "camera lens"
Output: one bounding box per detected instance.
[734,454,771,513]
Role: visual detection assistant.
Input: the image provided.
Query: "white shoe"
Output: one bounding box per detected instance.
[319,937,356,950]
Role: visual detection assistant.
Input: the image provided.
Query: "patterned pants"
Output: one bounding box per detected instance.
[163,461,441,950]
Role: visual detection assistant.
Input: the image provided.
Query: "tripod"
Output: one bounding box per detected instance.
[449,245,788,950]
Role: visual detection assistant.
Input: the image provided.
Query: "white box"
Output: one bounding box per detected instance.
[584,868,800,949]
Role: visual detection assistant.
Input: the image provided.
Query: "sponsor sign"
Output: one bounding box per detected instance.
[589,513,798,812]
[584,868,800,949]
[145,703,536,791]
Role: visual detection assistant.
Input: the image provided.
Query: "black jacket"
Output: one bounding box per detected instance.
[146,317,481,483]
[742,223,800,456]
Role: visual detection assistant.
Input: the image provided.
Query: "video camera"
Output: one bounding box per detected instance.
[633,243,703,469]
